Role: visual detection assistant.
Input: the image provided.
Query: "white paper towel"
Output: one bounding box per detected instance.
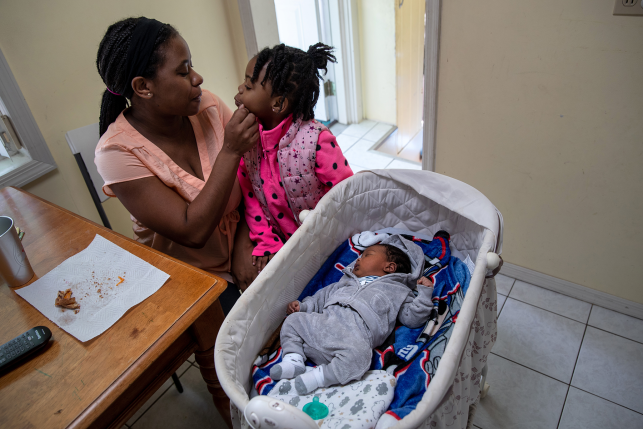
[16,235,170,342]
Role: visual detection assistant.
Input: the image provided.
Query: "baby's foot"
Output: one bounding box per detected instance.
[270,353,305,380]
[294,366,325,395]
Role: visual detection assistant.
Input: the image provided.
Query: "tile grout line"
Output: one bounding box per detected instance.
[504,296,589,325]
[556,313,589,429]
[490,352,571,385]
[571,386,643,417]
[587,325,643,347]
[506,294,643,345]
[497,294,506,318]
[556,384,571,429]
[506,279,643,337]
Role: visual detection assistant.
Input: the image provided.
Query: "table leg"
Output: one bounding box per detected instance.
[189,299,232,428]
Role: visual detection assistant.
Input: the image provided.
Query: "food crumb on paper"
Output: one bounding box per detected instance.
[116,276,125,286]
[55,289,80,311]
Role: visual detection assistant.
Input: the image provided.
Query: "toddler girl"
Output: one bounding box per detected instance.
[235,43,354,271]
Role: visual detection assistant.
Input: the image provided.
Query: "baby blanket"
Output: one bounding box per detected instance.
[267,370,396,429]
[252,231,471,427]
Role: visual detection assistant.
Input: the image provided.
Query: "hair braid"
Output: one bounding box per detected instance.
[251,43,336,121]
[96,17,178,136]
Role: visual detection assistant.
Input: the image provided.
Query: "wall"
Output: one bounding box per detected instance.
[357,0,396,125]
[0,0,246,237]
[436,0,643,303]
[249,0,281,52]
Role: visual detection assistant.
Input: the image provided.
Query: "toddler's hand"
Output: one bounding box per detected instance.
[287,301,300,314]
[252,253,274,273]
[417,276,434,287]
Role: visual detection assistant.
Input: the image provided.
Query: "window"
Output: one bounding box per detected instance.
[0,47,56,188]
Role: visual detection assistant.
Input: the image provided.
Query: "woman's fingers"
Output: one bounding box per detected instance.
[241,111,257,129]
[230,106,249,124]
[252,255,257,266]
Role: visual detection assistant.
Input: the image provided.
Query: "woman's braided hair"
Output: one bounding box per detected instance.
[96,17,178,136]
[251,43,336,121]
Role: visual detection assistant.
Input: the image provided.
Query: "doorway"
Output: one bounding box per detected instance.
[241,0,437,170]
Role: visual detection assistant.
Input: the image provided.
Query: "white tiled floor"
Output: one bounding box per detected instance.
[123,280,643,429]
[331,120,422,171]
[474,274,643,429]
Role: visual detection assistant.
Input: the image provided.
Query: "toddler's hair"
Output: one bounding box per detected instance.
[382,245,412,274]
[251,43,337,121]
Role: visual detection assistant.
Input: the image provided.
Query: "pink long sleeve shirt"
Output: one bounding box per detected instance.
[238,115,353,256]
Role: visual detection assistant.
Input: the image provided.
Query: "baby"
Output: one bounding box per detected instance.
[271,234,434,394]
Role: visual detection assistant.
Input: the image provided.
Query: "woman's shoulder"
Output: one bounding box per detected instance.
[95,113,134,155]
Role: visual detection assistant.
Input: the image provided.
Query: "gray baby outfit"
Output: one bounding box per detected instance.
[280,234,433,386]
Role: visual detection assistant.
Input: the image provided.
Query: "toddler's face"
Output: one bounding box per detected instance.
[353,245,392,277]
[234,56,275,119]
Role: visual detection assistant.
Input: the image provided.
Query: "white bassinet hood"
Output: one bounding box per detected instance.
[357,170,503,254]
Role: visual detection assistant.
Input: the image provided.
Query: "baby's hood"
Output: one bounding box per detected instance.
[345,234,425,289]
[379,234,425,288]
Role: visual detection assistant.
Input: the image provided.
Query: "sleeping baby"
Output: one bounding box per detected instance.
[271,234,434,394]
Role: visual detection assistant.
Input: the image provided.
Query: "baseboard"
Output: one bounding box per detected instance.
[501,262,643,320]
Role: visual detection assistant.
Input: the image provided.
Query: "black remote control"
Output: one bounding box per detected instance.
[0,326,52,373]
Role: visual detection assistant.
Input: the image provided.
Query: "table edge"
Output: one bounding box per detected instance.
[68,278,226,428]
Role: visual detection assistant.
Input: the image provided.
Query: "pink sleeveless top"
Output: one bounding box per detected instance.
[94,90,241,281]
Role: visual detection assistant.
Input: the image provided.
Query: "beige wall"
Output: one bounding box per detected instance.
[357,0,396,125]
[436,0,643,303]
[0,0,246,237]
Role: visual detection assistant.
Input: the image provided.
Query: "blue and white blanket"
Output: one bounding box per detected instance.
[252,231,471,424]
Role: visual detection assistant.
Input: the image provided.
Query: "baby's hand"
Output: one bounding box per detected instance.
[417,276,434,287]
[287,301,300,314]
[252,253,274,273]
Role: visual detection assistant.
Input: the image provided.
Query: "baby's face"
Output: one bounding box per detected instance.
[353,245,390,277]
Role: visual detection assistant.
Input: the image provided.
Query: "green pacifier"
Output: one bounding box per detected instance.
[302,396,329,420]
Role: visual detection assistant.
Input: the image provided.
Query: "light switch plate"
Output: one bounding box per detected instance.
[614,0,643,16]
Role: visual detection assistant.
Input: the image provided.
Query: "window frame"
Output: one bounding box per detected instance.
[0,47,56,188]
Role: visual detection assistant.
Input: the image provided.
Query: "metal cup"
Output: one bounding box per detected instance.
[0,216,34,287]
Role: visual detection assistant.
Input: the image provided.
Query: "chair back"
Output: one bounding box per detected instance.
[65,123,107,203]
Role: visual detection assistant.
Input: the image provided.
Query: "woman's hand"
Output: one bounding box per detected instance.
[252,253,274,273]
[287,301,300,314]
[231,217,258,291]
[223,105,259,157]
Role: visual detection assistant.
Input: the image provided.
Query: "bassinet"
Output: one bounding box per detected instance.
[215,170,504,429]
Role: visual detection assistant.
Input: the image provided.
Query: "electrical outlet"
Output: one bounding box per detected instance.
[614,0,643,15]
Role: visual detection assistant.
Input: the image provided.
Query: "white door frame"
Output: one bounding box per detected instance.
[328,0,362,125]
[421,0,441,172]
[237,0,363,125]
[236,0,441,170]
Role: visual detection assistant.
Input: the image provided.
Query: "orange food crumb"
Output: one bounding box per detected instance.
[116,276,125,286]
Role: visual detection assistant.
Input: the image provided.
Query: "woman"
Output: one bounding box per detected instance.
[94,17,258,313]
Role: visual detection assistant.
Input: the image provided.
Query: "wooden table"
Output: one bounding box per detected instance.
[0,187,231,428]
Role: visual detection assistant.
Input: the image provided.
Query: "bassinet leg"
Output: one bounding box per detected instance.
[480,364,490,399]
[190,300,233,428]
